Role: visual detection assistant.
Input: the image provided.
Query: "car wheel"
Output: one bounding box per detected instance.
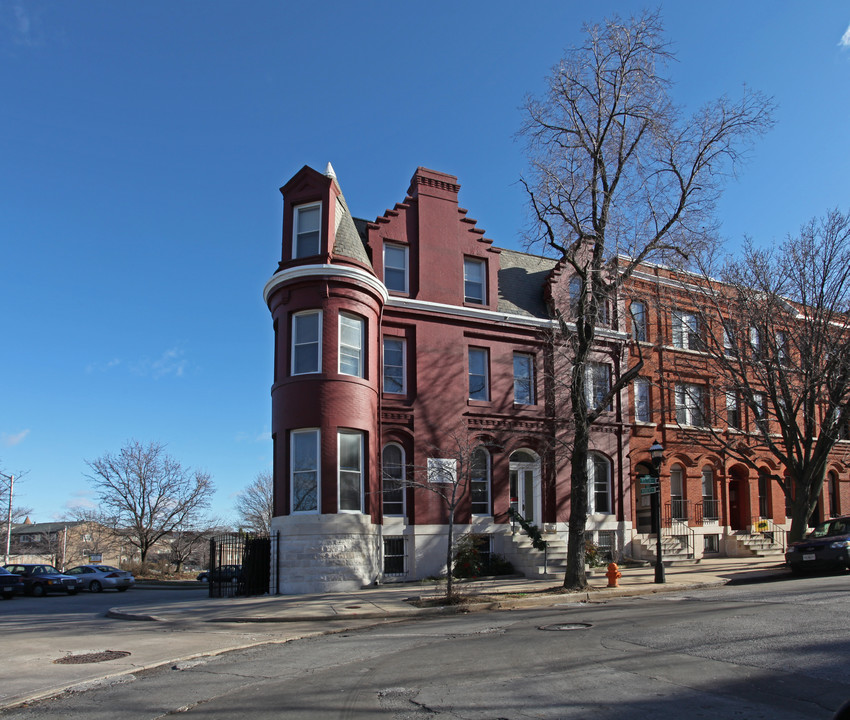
[89,580,103,593]
[1,590,13,600]
[30,584,45,597]
[116,586,129,592]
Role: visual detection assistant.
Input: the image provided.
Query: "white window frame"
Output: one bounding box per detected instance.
[750,326,762,359]
[753,391,767,424]
[726,391,741,429]
[634,377,651,423]
[776,330,788,365]
[383,242,408,294]
[587,453,612,514]
[383,336,406,394]
[513,353,535,405]
[586,362,612,411]
[672,311,701,350]
[381,443,406,516]
[338,313,364,377]
[290,428,320,514]
[723,322,738,357]
[471,447,491,515]
[468,347,489,401]
[294,202,321,259]
[463,257,486,304]
[630,301,647,342]
[675,383,706,427]
[338,430,364,513]
[291,310,322,375]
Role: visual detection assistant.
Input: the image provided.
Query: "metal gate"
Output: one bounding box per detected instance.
[208,533,274,598]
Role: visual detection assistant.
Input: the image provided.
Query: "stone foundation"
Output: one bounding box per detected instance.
[271,514,381,595]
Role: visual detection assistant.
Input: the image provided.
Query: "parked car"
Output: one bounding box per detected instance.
[786,516,850,573]
[2,564,79,596]
[0,567,24,599]
[197,565,242,583]
[64,565,135,592]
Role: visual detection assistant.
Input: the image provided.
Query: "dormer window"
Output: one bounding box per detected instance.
[464,257,486,304]
[294,203,321,259]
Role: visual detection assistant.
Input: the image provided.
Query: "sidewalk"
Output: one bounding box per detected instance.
[107,556,791,623]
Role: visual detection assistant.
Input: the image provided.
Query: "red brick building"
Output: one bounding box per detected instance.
[265,164,849,593]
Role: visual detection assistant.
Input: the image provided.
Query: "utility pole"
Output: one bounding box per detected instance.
[2,472,13,565]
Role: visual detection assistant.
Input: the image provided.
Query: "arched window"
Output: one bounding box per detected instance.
[470,447,491,515]
[587,453,612,514]
[758,469,770,518]
[381,444,405,516]
[670,464,686,520]
[701,466,718,521]
[828,471,840,517]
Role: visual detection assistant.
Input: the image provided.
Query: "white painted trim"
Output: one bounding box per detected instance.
[264,264,390,304]
[265,265,630,341]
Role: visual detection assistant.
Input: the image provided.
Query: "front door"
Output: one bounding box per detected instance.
[509,454,541,524]
[510,468,536,522]
[729,478,750,531]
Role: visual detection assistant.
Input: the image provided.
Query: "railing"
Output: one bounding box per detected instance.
[663,518,695,558]
[664,499,691,524]
[695,499,720,524]
[749,517,787,551]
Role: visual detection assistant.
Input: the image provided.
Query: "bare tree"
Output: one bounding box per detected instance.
[684,210,850,543]
[519,10,774,589]
[235,471,274,535]
[393,433,491,601]
[84,440,214,562]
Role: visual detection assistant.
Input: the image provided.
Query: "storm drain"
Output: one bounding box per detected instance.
[538,623,593,631]
[54,651,131,665]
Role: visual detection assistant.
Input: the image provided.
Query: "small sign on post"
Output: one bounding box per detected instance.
[639,474,659,495]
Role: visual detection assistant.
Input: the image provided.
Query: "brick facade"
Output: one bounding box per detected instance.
[265,164,849,594]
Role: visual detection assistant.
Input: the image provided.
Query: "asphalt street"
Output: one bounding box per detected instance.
[1,571,848,719]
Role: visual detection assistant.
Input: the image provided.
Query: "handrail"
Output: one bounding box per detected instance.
[663,518,695,558]
[750,516,787,551]
[506,507,548,551]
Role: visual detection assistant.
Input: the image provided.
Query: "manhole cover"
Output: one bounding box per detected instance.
[54,651,131,665]
[538,623,593,631]
[344,605,362,609]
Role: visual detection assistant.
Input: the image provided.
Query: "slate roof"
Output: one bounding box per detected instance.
[332,194,372,266]
[497,248,557,318]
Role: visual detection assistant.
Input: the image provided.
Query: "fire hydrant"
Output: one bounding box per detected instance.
[606,562,621,588]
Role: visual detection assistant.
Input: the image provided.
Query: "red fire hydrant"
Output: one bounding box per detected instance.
[606,562,621,588]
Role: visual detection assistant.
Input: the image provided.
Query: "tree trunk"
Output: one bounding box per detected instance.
[564,419,590,590]
[445,511,455,600]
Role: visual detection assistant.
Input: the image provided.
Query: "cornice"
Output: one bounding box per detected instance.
[264,264,389,305]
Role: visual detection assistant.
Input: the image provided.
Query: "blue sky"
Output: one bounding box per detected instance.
[2,1,848,524]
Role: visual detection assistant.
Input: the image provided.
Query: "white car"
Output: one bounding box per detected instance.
[65,565,135,592]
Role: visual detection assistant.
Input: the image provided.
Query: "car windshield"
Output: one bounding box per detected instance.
[810,519,850,538]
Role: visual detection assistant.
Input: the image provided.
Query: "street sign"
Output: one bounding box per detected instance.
[639,474,658,495]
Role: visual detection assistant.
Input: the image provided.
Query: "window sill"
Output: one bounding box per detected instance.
[467,399,491,407]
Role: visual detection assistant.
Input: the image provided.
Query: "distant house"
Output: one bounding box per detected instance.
[6,519,126,569]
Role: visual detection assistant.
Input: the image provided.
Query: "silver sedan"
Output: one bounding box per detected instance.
[65,565,135,592]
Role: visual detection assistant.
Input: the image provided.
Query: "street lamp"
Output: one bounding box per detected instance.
[649,441,665,584]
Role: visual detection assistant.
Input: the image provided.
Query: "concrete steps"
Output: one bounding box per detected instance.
[504,532,568,578]
[731,532,786,558]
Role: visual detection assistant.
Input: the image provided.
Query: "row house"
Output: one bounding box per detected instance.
[265,164,850,594]
[623,264,850,561]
